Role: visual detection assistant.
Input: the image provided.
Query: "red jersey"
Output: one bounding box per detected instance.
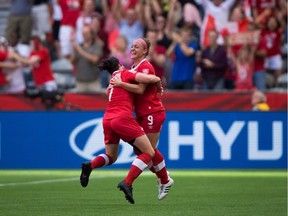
[254,36,267,71]
[131,59,165,117]
[262,29,281,57]
[235,62,254,90]
[0,50,8,85]
[104,69,138,120]
[30,48,55,86]
[59,0,82,27]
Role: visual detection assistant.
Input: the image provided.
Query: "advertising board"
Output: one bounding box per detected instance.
[0,111,286,169]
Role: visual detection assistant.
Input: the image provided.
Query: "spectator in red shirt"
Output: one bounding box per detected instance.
[0,37,25,93]
[262,16,283,87]
[12,37,57,92]
[0,38,21,91]
[250,0,278,26]
[234,45,255,90]
[230,5,251,33]
[0,49,9,87]
[58,0,83,58]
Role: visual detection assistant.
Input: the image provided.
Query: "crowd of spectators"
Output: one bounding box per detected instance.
[0,0,287,95]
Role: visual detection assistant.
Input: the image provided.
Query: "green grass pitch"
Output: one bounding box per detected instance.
[0,170,286,216]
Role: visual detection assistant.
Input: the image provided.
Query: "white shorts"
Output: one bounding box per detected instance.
[265,54,283,70]
[59,25,74,57]
[32,3,52,36]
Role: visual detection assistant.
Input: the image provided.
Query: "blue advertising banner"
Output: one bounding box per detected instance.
[0,111,286,169]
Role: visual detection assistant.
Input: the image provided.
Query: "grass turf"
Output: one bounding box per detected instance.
[0,170,286,216]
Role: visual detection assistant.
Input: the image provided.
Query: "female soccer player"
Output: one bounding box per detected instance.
[110,37,174,200]
[80,56,161,204]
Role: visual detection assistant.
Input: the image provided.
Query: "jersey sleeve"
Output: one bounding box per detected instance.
[124,70,137,82]
[138,61,155,75]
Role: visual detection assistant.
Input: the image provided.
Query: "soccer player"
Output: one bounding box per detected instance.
[110,37,174,200]
[80,56,162,204]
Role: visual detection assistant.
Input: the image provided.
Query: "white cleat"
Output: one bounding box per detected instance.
[157,171,170,194]
[158,177,174,200]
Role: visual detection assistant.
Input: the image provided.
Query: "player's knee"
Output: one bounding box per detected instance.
[148,148,155,158]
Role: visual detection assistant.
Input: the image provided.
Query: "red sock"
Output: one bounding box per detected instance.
[152,149,169,184]
[149,163,156,173]
[134,148,167,181]
[134,147,157,172]
[91,154,113,169]
[125,153,152,185]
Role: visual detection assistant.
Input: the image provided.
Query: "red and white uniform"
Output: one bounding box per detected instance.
[103,69,145,144]
[131,59,166,133]
[104,69,137,119]
[0,50,8,85]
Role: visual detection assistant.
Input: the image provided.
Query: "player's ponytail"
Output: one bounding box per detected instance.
[97,56,120,74]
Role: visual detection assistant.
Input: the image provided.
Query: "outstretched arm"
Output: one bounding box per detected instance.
[135,73,161,84]
[0,61,19,70]
[110,73,161,94]
[12,53,40,66]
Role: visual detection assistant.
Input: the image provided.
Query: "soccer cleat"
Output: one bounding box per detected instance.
[80,162,92,187]
[158,177,174,200]
[157,171,170,194]
[117,181,135,204]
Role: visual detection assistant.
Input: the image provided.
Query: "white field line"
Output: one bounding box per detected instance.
[0,177,79,187]
[0,172,153,187]
[0,171,284,187]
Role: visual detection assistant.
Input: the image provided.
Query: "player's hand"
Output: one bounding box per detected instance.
[156,81,164,95]
[110,73,122,87]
